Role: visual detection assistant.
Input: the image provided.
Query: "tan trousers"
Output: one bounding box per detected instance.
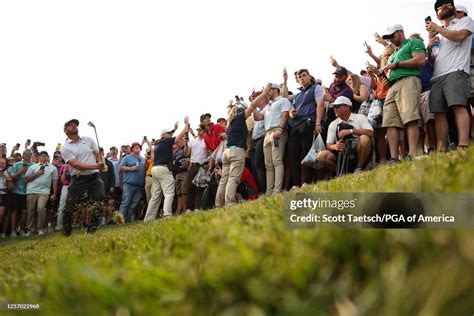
[26,194,49,233]
[215,147,245,207]
[144,166,175,221]
[145,176,153,203]
[263,130,287,195]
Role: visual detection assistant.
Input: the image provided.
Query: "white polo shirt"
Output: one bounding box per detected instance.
[61,136,99,176]
[264,96,291,131]
[326,113,373,145]
[188,137,208,164]
[433,17,474,79]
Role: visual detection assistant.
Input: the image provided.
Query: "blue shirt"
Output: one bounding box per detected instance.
[421,53,433,92]
[226,112,248,150]
[25,164,58,195]
[290,84,324,127]
[9,161,36,195]
[120,155,146,187]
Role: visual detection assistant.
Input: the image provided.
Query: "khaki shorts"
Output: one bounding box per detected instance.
[383,76,421,128]
[175,171,189,195]
[419,90,435,125]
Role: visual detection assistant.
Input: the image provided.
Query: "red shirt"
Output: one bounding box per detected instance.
[240,167,258,200]
[204,123,225,152]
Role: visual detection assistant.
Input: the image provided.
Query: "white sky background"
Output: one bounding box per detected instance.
[0,0,472,155]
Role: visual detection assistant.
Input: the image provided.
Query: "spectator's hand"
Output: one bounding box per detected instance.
[97,161,105,170]
[427,36,440,49]
[289,108,297,119]
[330,56,339,68]
[382,63,397,72]
[365,44,373,55]
[215,166,222,177]
[323,87,331,102]
[131,165,139,172]
[110,187,115,193]
[13,144,20,151]
[283,68,288,83]
[20,166,29,174]
[273,129,282,140]
[426,21,441,34]
[335,140,345,152]
[367,63,377,74]
[50,194,56,201]
[338,129,353,140]
[183,117,189,126]
[262,82,272,95]
[218,133,227,140]
[315,124,322,134]
[374,32,384,44]
[36,169,45,177]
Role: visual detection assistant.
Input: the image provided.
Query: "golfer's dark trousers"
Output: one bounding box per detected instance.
[186,163,204,210]
[249,136,266,194]
[64,173,105,234]
[288,120,316,186]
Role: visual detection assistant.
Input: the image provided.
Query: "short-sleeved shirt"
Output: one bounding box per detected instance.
[0,171,9,195]
[326,113,374,145]
[388,38,425,81]
[60,136,99,176]
[421,55,434,92]
[264,96,291,131]
[109,158,120,187]
[188,138,208,164]
[204,123,225,152]
[226,112,248,150]
[173,147,189,174]
[153,137,175,165]
[120,154,146,187]
[252,106,267,140]
[25,164,58,195]
[290,84,324,127]
[432,17,474,79]
[9,161,35,195]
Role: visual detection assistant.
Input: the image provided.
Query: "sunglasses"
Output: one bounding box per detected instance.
[334,104,345,109]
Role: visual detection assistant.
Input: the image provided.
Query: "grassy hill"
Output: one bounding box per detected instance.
[1,148,473,315]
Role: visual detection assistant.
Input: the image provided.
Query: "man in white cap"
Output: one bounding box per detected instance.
[455,5,468,19]
[426,0,474,151]
[253,83,291,195]
[381,24,425,161]
[317,96,374,173]
[143,116,189,221]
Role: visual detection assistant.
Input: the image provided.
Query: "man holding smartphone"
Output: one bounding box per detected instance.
[253,83,290,195]
[24,151,58,236]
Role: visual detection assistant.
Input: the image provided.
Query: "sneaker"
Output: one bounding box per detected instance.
[10,231,17,238]
[20,230,27,237]
[354,167,363,173]
[55,226,63,231]
[38,230,45,236]
[86,224,97,235]
[64,228,72,237]
[185,209,192,214]
[388,159,400,166]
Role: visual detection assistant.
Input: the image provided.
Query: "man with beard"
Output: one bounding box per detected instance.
[427,0,474,151]
[380,24,425,161]
[60,119,106,236]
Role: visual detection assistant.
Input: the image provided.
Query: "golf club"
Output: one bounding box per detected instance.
[88,121,107,171]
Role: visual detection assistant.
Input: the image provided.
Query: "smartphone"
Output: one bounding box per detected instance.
[274,137,280,148]
[26,139,31,145]
[40,165,45,171]
[425,16,432,23]
[364,41,368,48]
[143,136,147,140]
[16,143,20,148]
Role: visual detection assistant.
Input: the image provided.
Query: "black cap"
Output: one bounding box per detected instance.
[434,0,454,11]
[64,119,79,129]
[333,67,348,76]
[39,150,49,156]
[200,113,212,122]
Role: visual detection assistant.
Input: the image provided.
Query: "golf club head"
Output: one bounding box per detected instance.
[87,121,96,128]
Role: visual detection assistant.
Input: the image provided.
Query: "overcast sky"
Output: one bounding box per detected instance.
[0,0,472,155]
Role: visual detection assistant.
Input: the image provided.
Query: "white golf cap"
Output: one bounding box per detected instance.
[160,128,174,136]
[333,96,352,107]
[456,5,468,14]
[270,83,280,89]
[382,24,404,39]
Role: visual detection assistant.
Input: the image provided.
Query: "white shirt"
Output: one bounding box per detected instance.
[326,113,373,145]
[188,137,208,164]
[433,17,474,79]
[264,96,291,131]
[61,136,99,176]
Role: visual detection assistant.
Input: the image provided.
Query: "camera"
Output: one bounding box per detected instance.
[336,122,355,141]
[33,142,45,147]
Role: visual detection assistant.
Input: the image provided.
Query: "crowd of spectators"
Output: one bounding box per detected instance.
[0,0,473,237]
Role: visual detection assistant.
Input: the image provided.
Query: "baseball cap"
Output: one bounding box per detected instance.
[160,128,174,136]
[39,150,49,156]
[333,96,353,107]
[23,149,33,157]
[131,142,142,150]
[434,0,454,11]
[270,83,280,89]
[64,119,79,129]
[456,5,468,14]
[333,66,348,76]
[382,24,404,39]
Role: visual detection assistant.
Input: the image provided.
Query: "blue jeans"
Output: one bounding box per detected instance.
[120,183,143,222]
